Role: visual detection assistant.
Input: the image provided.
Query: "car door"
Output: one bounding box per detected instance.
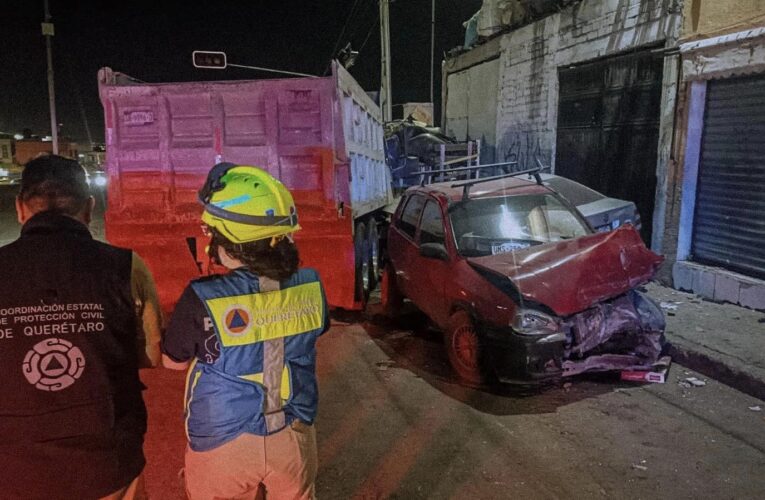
[388,194,426,299]
[407,198,451,327]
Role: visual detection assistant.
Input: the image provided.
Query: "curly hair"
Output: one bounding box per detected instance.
[208,228,300,282]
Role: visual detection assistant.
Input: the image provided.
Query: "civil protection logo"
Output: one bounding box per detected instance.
[222,305,252,337]
[22,338,85,392]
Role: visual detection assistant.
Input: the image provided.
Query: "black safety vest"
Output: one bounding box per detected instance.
[0,212,145,500]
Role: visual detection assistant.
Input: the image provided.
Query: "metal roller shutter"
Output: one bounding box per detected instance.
[692,74,765,279]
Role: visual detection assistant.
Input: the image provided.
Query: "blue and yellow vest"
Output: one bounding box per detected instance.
[184,267,327,452]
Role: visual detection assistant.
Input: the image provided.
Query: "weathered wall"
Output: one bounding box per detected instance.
[494,0,682,171]
[683,0,765,39]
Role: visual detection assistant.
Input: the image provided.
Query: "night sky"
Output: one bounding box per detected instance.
[1,0,481,145]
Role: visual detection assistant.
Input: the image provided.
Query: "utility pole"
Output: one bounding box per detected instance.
[379,0,392,122]
[43,0,58,154]
[430,0,435,106]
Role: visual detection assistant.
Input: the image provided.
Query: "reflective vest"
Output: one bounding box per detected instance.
[184,267,326,452]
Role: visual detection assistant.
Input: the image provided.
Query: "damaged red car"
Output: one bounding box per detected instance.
[383,169,666,384]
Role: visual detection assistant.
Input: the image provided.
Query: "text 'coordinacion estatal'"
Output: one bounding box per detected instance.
[0,302,106,339]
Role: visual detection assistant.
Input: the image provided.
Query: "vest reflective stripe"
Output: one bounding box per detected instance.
[259,276,286,433]
[205,281,323,347]
[184,358,201,442]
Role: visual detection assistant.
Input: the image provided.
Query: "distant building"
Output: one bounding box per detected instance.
[78,144,106,171]
[0,134,13,164]
[14,138,79,165]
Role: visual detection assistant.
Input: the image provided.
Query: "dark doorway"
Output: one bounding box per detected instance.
[556,49,663,243]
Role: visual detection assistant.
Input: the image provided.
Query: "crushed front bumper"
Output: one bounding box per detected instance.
[480,290,665,384]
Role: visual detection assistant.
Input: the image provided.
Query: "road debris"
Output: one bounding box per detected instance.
[621,356,671,383]
[685,377,706,387]
[375,361,397,371]
[660,301,680,311]
[749,405,762,412]
[632,464,648,471]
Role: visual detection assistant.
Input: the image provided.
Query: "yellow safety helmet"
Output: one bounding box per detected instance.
[198,163,300,244]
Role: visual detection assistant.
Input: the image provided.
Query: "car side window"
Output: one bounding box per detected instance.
[418,200,445,245]
[396,195,426,239]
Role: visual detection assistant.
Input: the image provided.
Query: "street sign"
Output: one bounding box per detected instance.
[192,51,227,69]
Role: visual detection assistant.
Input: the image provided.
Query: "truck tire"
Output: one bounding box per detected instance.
[354,221,370,304]
[380,262,403,318]
[445,310,484,385]
[366,218,380,289]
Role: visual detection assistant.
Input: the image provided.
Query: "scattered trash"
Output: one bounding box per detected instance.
[678,381,692,388]
[563,382,573,391]
[621,356,671,384]
[749,405,762,412]
[695,326,705,332]
[685,377,706,387]
[660,301,679,311]
[632,464,648,471]
[375,361,396,371]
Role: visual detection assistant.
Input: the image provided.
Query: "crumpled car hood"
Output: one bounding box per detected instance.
[467,226,663,317]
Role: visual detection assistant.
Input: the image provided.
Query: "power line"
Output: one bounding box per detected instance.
[323,0,362,75]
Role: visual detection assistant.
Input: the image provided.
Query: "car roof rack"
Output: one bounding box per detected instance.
[450,167,544,201]
[401,161,520,186]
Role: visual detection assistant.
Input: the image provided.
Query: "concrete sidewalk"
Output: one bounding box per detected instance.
[645,282,765,402]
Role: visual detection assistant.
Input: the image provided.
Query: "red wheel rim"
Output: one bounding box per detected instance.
[452,324,479,371]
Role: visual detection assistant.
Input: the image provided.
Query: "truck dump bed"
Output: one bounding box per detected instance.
[98,63,391,312]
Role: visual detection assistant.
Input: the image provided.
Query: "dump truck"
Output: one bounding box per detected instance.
[97,62,391,312]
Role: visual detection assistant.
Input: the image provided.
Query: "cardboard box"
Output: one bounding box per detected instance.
[620,356,672,384]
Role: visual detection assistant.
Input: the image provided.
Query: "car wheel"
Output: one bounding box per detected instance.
[380,262,403,317]
[367,218,380,289]
[445,310,484,385]
[354,221,370,304]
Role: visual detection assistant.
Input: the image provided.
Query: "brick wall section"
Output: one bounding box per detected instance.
[494,0,682,170]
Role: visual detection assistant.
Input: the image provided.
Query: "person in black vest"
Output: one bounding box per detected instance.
[0,154,163,500]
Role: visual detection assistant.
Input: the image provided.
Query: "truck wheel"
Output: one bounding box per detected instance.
[367,218,380,289]
[380,262,403,317]
[354,221,370,304]
[445,310,484,385]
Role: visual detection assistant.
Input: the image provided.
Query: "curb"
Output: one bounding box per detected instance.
[667,342,765,402]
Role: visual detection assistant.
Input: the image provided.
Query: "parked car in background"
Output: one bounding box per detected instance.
[540,173,641,234]
[384,170,665,384]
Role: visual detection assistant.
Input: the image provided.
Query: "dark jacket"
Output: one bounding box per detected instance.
[0,212,145,500]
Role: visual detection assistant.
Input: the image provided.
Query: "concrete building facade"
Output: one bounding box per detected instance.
[664,0,765,310]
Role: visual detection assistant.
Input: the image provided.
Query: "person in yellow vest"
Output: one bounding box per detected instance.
[162,163,329,500]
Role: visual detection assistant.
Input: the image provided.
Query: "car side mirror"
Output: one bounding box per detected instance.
[420,242,448,260]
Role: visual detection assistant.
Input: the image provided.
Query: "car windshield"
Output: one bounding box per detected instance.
[449,194,589,257]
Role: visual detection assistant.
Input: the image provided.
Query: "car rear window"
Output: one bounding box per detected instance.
[449,194,589,257]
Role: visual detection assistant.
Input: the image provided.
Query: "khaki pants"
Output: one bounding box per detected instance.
[99,472,147,500]
[184,422,317,500]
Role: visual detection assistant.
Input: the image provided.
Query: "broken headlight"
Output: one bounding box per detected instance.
[512,309,560,336]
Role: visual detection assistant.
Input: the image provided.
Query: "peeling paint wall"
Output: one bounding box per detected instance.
[683,0,765,39]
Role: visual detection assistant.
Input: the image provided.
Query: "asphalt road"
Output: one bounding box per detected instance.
[2,199,763,499]
[141,308,765,500]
